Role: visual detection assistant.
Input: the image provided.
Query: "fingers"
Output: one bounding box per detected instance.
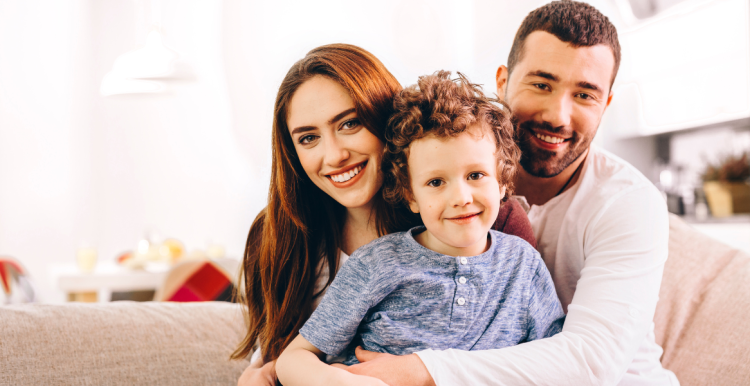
[330,363,349,370]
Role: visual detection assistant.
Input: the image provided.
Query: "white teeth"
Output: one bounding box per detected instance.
[536,133,565,144]
[331,165,362,183]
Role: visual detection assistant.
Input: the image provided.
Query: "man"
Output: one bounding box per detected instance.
[348,1,679,385]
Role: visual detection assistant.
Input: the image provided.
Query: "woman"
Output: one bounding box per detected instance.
[232,44,534,385]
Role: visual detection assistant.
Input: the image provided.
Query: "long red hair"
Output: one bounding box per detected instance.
[231,44,420,362]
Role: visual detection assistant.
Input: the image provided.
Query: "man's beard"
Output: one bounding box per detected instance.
[516,120,592,178]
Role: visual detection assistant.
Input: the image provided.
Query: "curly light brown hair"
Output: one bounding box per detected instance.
[382,70,520,207]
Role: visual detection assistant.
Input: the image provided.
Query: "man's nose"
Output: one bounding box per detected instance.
[451,182,473,207]
[323,135,350,166]
[540,92,572,129]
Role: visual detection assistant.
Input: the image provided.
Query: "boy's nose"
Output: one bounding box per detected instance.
[451,183,473,207]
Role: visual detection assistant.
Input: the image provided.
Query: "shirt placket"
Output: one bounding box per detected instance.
[450,255,471,329]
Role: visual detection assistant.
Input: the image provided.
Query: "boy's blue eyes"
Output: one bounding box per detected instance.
[426,173,486,187]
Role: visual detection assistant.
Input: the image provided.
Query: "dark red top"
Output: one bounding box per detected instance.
[492,199,536,249]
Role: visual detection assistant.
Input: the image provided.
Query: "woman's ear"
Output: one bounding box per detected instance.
[499,185,507,200]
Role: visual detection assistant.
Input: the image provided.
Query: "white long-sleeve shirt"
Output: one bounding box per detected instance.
[416,145,679,386]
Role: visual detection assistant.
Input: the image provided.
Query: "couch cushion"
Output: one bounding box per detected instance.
[655,215,750,385]
[0,301,251,385]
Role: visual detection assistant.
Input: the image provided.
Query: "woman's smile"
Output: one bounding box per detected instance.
[327,161,367,185]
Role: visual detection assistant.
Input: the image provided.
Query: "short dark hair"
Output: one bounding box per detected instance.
[508,0,621,87]
[382,71,519,207]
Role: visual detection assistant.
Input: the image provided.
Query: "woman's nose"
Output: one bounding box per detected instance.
[322,135,350,166]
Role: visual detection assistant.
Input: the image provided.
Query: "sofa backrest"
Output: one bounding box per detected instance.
[655,215,750,385]
[0,301,251,385]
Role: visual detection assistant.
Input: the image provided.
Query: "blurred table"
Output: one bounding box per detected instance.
[49,261,170,302]
[49,258,241,303]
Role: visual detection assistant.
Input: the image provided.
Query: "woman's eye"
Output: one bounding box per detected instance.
[299,135,317,145]
[468,172,485,180]
[427,179,443,188]
[341,119,360,130]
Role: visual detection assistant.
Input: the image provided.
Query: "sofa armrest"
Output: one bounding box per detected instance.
[655,214,750,385]
[0,301,251,385]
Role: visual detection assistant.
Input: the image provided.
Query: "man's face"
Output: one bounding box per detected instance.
[497,31,614,178]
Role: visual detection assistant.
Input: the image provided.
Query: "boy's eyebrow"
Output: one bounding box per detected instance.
[290,108,356,136]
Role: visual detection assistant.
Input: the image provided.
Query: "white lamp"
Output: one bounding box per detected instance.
[100,29,194,96]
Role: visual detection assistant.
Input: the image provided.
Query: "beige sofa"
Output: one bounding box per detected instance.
[2,215,749,385]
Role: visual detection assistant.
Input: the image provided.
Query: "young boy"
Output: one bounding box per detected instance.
[276,71,565,386]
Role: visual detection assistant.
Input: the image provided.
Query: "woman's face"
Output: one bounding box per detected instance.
[287,75,384,210]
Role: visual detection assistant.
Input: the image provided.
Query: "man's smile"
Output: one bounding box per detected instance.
[529,129,571,151]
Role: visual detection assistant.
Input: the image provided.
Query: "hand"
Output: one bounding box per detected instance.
[341,347,436,386]
[237,360,277,386]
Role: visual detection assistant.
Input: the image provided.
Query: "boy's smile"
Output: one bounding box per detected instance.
[407,125,505,257]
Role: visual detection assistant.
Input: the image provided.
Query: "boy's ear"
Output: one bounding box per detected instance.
[408,198,420,214]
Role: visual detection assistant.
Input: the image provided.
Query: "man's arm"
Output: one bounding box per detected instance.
[351,186,669,386]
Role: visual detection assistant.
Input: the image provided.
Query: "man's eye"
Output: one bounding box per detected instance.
[341,119,360,130]
[427,179,443,188]
[534,83,550,91]
[576,93,593,100]
[299,135,317,144]
[468,172,485,180]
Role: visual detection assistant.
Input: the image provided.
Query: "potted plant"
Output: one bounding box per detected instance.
[702,152,750,217]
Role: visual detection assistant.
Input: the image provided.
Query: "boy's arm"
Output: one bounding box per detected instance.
[277,335,388,386]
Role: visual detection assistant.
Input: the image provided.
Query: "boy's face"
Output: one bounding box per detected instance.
[407,125,505,257]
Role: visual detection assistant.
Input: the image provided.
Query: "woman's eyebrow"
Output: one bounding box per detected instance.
[290,108,356,136]
[290,125,316,136]
[328,108,356,125]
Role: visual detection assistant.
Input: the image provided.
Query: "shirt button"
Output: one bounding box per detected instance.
[460,257,468,265]
[457,297,466,305]
[459,277,467,284]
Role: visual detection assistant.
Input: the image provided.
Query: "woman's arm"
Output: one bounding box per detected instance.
[237,358,277,386]
[277,335,387,386]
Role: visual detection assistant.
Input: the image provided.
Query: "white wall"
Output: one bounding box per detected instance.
[0,0,656,303]
[0,0,97,302]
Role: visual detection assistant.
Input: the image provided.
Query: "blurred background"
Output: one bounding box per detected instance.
[1,0,748,304]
